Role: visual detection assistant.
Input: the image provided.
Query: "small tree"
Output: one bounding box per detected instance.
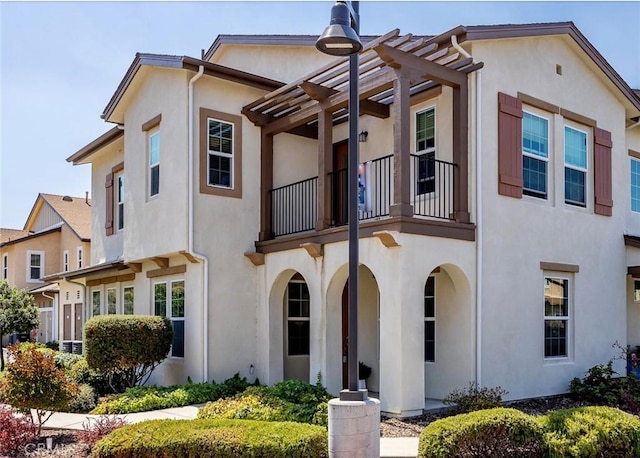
[0,343,79,434]
[0,280,40,371]
[84,315,173,391]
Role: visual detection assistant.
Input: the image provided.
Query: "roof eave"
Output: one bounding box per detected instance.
[67,126,123,165]
[42,260,127,282]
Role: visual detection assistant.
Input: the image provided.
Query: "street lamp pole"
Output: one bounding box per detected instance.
[316,0,365,401]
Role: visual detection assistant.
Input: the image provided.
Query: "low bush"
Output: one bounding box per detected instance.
[542,406,640,457]
[92,373,253,414]
[0,404,37,456]
[43,340,59,351]
[77,415,128,449]
[198,379,332,426]
[91,418,327,458]
[443,382,508,414]
[418,408,545,458]
[68,383,97,413]
[53,352,84,371]
[68,358,128,396]
[569,361,640,413]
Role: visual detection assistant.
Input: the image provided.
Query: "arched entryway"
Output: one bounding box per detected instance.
[423,263,473,400]
[326,264,380,396]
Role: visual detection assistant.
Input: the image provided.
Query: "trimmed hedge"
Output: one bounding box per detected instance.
[84,315,172,390]
[542,406,640,457]
[90,418,328,458]
[418,408,545,458]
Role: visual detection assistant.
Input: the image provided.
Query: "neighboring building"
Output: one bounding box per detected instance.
[1,193,91,348]
[58,22,640,417]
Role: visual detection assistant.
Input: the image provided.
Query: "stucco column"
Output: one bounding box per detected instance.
[378,248,424,417]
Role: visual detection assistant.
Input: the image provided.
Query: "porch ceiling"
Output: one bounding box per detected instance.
[242,27,483,139]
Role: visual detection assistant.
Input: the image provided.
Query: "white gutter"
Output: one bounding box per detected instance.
[187,65,210,383]
[452,35,483,386]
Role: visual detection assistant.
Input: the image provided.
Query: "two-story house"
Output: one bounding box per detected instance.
[1,193,91,348]
[62,22,640,418]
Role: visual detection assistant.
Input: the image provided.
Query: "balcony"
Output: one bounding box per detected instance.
[268,154,458,238]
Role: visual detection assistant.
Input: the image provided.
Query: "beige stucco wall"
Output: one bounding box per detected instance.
[210,44,335,83]
[471,35,630,399]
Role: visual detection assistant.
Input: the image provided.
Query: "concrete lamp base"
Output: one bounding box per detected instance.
[328,396,381,458]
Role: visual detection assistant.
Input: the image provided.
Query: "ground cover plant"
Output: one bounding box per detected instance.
[92,373,254,414]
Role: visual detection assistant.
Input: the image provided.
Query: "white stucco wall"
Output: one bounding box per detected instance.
[471,35,630,399]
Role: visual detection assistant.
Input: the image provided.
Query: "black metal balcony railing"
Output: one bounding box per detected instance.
[411,154,456,220]
[268,154,457,238]
[270,176,318,237]
[328,154,393,227]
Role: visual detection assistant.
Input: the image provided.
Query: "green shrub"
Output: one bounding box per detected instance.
[542,406,640,457]
[91,418,328,458]
[198,380,332,426]
[84,315,173,391]
[54,351,84,371]
[443,382,508,414]
[92,373,252,414]
[68,383,97,413]
[43,340,59,351]
[418,407,545,458]
[569,361,618,404]
[68,358,129,396]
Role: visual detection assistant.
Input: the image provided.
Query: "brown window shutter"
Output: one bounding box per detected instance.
[498,92,523,198]
[105,173,114,235]
[593,127,613,216]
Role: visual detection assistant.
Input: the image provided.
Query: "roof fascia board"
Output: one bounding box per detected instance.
[181,57,284,92]
[463,22,640,112]
[42,260,126,282]
[67,126,123,165]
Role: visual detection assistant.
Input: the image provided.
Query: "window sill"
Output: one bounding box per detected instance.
[543,357,573,366]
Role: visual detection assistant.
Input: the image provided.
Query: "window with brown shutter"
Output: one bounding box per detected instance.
[498,92,524,198]
[593,127,613,216]
[105,172,114,235]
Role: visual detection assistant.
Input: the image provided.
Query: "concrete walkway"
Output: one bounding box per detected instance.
[43,406,420,457]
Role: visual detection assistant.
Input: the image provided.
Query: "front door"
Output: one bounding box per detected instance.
[63,304,72,341]
[74,303,83,340]
[332,141,349,226]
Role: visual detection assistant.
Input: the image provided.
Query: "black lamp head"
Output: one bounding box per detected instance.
[315,2,362,56]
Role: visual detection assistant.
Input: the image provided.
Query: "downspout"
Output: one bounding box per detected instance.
[187,65,210,383]
[452,35,483,386]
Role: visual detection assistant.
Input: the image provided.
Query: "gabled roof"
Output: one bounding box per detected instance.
[101,53,285,123]
[23,193,92,241]
[0,228,32,244]
[460,22,640,113]
[0,226,61,248]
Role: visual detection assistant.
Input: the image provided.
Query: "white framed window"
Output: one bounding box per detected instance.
[632,158,640,213]
[286,278,310,357]
[63,250,69,272]
[544,276,570,358]
[424,276,435,362]
[106,287,117,314]
[149,131,160,197]
[564,126,588,207]
[154,280,185,357]
[415,107,436,195]
[634,280,640,303]
[523,111,549,199]
[2,253,7,280]
[26,250,44,282]
[207,118,234,189]
[116,172,125,230]
[76,247,83,269]
[92,290,101,317]
[123,286,134,314]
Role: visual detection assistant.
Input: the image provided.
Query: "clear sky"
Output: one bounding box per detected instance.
[1,1,639,229]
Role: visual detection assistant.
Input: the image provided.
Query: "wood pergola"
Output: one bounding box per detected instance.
[242,28,483,243]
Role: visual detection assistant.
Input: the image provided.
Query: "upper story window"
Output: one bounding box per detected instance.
[63,250,69,272]
[116,172,125,230]
[522,112,549,199]
[77,247,83,269]
[2,254,7,280]
[199,108,242,198]
[149,131,160,197]
[26,250,44,282]
[631,158,640,213]
[208,118,234,189]
[415,107,436,195]
[564,126,588,207]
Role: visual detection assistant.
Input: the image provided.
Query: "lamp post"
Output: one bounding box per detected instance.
[316,0,365,401]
